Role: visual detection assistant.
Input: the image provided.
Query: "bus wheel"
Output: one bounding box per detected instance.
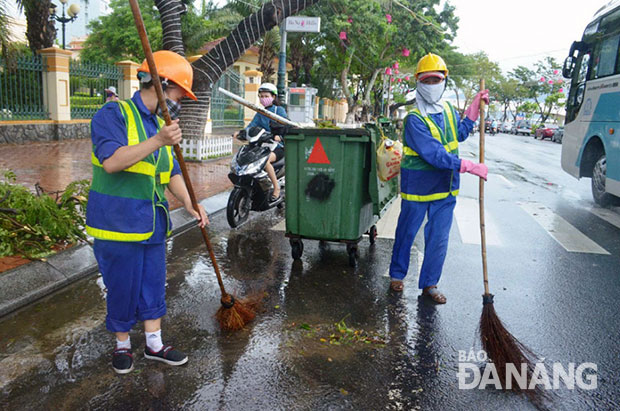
[591,153,620,207]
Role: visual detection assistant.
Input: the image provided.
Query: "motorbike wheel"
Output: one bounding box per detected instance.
[227,188,251,228]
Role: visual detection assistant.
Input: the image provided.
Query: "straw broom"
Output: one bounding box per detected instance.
[129,0,254,331]
[477,79,544,404]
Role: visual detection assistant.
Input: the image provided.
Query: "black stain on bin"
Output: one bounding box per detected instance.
[305,173,335,201]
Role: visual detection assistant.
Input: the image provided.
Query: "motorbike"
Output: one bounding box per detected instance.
[226,126,285,228]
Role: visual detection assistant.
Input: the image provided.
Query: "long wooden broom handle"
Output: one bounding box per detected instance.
[128,0,229,298]
[478,79,490,296]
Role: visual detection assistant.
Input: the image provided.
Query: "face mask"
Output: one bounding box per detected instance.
[416,81,445,104]
[158,98,181,120]
[106,92,115,98]
[260,96,274,107]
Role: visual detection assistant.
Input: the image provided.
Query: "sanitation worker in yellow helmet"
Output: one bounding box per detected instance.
[388,53,489,303]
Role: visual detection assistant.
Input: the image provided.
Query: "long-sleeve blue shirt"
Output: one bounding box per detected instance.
[400,108,474,200]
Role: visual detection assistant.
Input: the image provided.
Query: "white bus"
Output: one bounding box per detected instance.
[561,0,620,206]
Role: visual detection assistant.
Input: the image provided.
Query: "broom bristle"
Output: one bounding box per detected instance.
[480,302,548,407]
[215,294,260,331]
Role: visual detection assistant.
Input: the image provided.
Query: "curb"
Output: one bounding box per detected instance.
[0,190,231,319]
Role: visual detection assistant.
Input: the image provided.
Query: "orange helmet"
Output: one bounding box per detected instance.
[138,50,197,101]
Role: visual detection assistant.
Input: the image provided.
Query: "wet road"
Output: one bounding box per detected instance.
[1,132,619,410]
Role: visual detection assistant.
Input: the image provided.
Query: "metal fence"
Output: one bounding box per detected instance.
[211,69,245,128]
[0,55,48,120]
[69,61,121,119]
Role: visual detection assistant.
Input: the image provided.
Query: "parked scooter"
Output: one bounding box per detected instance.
[226,126,285,228]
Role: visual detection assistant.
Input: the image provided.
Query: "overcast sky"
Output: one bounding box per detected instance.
[445,0,606,73]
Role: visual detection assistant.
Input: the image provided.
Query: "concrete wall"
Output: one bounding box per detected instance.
[0,121,90,144]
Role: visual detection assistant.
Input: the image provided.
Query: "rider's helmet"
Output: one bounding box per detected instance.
[137,50,197,100]
[258,82,278,96]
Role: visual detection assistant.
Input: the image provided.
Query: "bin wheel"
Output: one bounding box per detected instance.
[369,225,377,245]
[290,239,304,260]
[346,244,358,267]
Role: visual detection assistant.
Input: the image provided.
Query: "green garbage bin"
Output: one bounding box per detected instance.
[284,123,399,266]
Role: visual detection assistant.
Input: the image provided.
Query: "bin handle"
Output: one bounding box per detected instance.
[339,134,369,142]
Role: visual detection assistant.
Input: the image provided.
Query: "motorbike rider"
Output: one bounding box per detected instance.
[491,119,498,134]
[234,82,287,202]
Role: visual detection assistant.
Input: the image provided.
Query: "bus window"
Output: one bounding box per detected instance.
[592,34,620,78]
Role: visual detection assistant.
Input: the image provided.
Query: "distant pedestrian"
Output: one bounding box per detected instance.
[86,50,208,374]
[105,86,119,102]
[388,53,489,303]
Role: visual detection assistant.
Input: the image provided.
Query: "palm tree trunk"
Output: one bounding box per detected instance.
[156,0,321,140]
[154,0,186,56]
[18,0,56,53]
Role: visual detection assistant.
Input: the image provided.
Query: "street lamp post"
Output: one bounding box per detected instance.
[49,0,80,50]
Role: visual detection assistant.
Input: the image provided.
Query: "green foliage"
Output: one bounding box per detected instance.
[80,0,162,65]
[305,0,458,115]
[0,170,90,259]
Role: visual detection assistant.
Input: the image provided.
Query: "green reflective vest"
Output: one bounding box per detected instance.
[86,99,173,241]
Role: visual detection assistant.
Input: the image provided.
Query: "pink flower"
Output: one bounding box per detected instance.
[553,70,559,75]
[348,17,353,23]
[404,76,410,81]
[402,48,410,57]
[386,14,392,23]
[397,78,402,82]
[390,77,395,82]
[339,31,347,40]
[548,80,554,84]
[385,67,393,75]
[558,88,564,93]
[393,62,399,69]
[394,69,399,75]
[540,77,545,82]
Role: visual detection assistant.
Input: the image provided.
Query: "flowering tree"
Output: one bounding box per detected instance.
[154,0,321,139]
[309,0,458,122]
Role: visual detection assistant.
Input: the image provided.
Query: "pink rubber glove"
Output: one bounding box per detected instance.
[460,159,488,181]
[463,89,490,121]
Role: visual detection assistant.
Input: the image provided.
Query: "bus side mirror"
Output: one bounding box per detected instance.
[562,56,574,79]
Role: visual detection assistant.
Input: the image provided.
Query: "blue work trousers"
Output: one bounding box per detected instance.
[94,207,168,332]
[389,195,457,289]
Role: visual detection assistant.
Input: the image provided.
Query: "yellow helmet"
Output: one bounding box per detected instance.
[415,53,448,79]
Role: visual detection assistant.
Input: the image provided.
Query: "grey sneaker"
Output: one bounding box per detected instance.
[112,348,134,374]
[144,345,188,366]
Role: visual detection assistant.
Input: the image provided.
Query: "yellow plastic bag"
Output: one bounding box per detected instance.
[376,137,403,181]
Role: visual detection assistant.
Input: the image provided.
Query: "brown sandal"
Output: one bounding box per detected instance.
[390,280,404,292]
[422,286,446,304]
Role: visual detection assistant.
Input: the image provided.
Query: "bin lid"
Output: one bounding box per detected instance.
[287,128,369,137]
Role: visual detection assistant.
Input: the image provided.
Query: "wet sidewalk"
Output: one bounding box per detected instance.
[0,128,240,210]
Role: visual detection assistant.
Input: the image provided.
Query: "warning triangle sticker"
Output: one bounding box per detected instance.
[307,138,330,164]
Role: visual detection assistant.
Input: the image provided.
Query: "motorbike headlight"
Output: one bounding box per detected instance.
[237,158,266,176]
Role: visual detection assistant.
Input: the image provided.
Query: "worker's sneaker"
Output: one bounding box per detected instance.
[144,345,188,366]
[112,348,134,374]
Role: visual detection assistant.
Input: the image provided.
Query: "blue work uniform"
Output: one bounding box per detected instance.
[389,103,474,289]
[91,91,181,332]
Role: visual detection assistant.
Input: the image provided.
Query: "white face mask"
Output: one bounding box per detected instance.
[415,81,446,117]
[416,81,445,104]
